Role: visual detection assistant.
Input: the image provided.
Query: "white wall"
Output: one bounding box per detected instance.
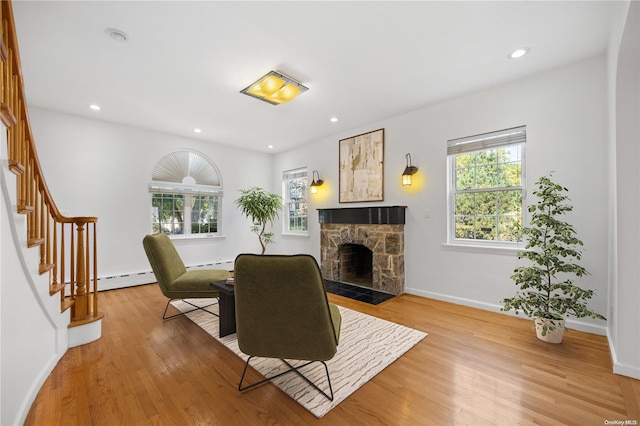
[1,129,66,426]
[611,1,640,379]
[1,131,3,423]
[606,0,628,371]
[274,56,609,334]
[28,108,275,284]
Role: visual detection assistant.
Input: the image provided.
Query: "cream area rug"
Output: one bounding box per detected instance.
[171,299,427,418]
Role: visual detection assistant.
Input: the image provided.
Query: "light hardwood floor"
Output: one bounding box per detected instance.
[25,283,639,425]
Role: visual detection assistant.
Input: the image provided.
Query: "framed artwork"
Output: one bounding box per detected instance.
[339,128,384,203]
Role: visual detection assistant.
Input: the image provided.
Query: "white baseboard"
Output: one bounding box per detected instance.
[15,353,61,426]
[97,260,234,291]
[404,287,640,380]
[405,287,608,336]
[69,319,102,348]
[607,328,640,380]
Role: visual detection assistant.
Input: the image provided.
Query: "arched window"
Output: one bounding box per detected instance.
[149,150,222,236]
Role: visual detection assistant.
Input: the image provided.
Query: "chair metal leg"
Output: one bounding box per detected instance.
[238,356,334,401]
[162,298,219,320]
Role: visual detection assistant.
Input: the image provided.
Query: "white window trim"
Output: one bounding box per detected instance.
[170,233,226,241]
[150,149,223,238]
[446,126,526,249]
[149,191,224,240]
[441,242,523,255]
[282,167,309,236]
[149,181,223,196]
[150,183,223,238]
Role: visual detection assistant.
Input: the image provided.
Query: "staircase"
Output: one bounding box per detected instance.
[1,0,103,336]
[0,1,101,423]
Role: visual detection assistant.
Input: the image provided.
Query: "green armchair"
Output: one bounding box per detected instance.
[142,233,230,320]
[233,253,342,400]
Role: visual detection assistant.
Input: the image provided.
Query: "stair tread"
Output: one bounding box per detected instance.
[39,263,54,274]
[49,282,65,295]
[69,312,105,328]
[27,238,45,248]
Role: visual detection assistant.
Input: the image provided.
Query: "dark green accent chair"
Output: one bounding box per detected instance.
[234,253,342,400]
[142,233,230,320]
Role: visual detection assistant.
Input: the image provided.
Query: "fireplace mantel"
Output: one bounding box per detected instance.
[318,206,406,225]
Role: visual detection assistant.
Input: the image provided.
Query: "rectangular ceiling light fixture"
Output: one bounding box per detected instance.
[240,70,309,105]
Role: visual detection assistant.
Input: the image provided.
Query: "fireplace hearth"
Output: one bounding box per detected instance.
[319,206,406,295]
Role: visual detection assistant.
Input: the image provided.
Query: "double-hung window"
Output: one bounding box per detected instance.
[283,168,308,234]
[447,126,526,246]
[150,150,222,237]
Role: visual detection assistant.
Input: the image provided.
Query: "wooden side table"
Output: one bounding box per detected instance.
[210,279,236,337]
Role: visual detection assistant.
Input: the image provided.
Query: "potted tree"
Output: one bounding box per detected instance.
[234,187,282,255]
[501,174,606,343]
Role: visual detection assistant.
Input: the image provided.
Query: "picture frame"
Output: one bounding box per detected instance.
[339,128,384,203]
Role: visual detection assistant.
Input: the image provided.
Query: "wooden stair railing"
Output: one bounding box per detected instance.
[0,0,103,327]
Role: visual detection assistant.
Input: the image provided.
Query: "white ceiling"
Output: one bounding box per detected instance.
[12,1,613,153]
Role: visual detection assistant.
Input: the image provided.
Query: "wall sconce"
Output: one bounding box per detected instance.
[310,170,324,194]
[402,153,418,186]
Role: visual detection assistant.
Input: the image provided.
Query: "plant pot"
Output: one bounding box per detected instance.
[534,317,565,343]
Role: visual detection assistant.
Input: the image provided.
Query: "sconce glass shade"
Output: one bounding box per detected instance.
[241,71,308,105]
[402,153,418,186]
[402,166,418,186]
[310,170,323,194]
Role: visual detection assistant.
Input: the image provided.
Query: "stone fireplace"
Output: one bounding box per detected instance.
[319,206,406,295]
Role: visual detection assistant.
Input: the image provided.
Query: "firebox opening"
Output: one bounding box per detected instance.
[339,243,373,287]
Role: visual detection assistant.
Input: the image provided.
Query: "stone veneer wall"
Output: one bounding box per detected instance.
[320,223,404,294]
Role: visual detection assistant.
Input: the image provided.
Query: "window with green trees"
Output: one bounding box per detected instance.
[283,168,308,234]
[151,193,218,235]
[448,126,526,245]
[149,150,222,237]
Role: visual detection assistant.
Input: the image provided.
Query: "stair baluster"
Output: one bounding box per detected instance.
[1,0,103,327]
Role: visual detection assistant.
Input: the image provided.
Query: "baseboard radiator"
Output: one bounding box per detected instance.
[97,260,235,291]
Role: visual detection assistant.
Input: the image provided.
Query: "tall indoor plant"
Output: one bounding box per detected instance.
[501,174,605,343]
[234,187,282,255]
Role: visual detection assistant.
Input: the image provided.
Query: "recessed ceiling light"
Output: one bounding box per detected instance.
[330,117,338,123]
[193,128,202,133]
[89,104,101,111]
[105,28,128,42]
[267,145,274,149]
[509,47,530,59]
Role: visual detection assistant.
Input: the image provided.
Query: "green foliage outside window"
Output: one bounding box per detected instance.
[152,193,218,235]
[286,174,308,232]
[190,195,219,234]
[453,146,523,242]
[152,193,184,234]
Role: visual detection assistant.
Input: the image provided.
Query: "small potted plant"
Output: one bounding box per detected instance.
[501,174,606,343]
[234,187,282,255]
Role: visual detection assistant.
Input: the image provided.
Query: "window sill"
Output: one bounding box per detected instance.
[442,242,522,256]
[168,234,226,241]
[281,232,309,238]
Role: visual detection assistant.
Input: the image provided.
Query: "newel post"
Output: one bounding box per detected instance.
[72,219,88,321]
[70,216,101,324]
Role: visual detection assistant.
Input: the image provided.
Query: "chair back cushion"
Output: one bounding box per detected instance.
[142,233,187,295]
[234,254,340,361]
